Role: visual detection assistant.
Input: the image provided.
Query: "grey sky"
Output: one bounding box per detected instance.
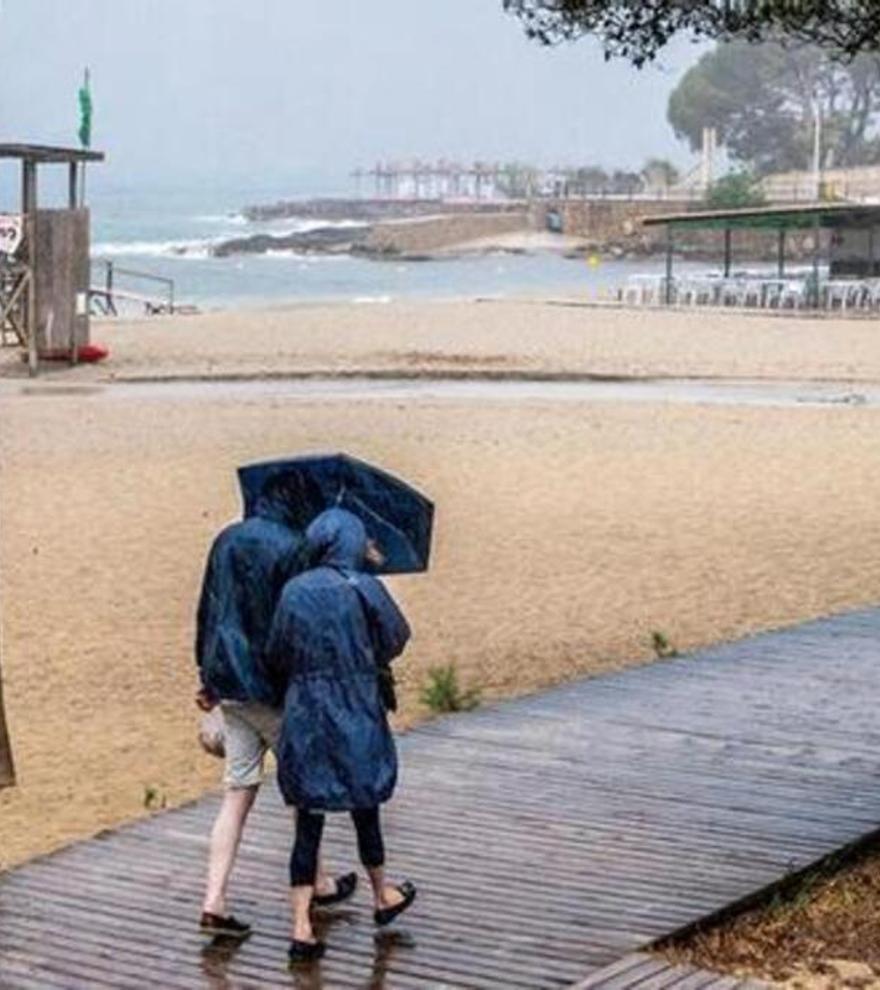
[0,0,703,191]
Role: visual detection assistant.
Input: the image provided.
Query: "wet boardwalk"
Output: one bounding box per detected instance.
[1,608,879,988]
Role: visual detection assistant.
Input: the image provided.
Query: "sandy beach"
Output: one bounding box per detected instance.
[2,298,880,868]
[6,298,880,384]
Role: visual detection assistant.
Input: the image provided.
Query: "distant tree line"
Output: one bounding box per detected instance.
[495,159,682,199]
[669,42,880,175]
[503,1,880,66]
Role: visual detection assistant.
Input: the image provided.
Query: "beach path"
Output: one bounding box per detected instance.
[0,607,878,988]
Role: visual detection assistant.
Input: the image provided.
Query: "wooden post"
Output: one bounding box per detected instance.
[22,160,38,377]
[68,162,78,209]
[811,215,822,309]
[777,228,786,278]
[665,224,674,305]
[723,227,732,278]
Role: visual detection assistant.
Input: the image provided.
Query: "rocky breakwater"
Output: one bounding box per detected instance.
[211,224,369,258]
[212,198,533,261]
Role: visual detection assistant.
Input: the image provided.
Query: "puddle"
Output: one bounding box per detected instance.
[3,376,879,409]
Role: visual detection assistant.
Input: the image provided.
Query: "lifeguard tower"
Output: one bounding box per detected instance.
[0,143,105,375]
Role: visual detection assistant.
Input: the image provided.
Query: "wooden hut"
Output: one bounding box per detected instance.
[0,143,105,374]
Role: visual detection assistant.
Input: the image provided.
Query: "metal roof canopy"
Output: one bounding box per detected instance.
[643,202,880,231]
[0,143,105,165]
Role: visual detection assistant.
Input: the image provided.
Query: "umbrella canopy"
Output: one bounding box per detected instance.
[237,453,433,575]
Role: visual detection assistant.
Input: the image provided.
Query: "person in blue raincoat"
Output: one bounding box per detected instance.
[265,508,417,965]
[194,475,350,938]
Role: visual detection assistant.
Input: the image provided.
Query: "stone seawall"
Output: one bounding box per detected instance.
[556,199,695,243]
[365,211,531,255]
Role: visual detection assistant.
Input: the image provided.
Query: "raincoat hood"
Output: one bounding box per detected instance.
[253,477,310,530]
[306,508,367,570]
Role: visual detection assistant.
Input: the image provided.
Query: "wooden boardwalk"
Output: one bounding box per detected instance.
[2,608,880,988]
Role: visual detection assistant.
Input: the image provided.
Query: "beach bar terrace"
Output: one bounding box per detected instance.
[628,203,880,312]
[0,143,104,374]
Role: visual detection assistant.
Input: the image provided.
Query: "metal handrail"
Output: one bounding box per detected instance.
[95,259,175,314]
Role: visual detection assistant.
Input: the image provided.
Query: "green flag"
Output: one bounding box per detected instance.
[78,68,92,149]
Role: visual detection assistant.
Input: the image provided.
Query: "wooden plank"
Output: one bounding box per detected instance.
[3,606,880,987]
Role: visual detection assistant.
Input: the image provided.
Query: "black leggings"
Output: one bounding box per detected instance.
[290,807,385,886]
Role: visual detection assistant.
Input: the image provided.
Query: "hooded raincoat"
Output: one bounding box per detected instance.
[266,508,410,811]
[195,488,306,705]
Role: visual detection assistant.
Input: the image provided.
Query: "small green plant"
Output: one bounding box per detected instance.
[420,664,481,714]
[143,785,167,811]
[705,170,767,210]
[651,631,679,659]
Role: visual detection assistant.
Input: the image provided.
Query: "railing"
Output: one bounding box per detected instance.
[91,259,175,316]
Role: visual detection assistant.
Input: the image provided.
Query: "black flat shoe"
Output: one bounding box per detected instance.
[313,871,358,907]
[374,881,417,927]
[199,912,252,939]
[288,939,326,965]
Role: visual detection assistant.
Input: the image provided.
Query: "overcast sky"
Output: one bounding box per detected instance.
[0,0,704,193]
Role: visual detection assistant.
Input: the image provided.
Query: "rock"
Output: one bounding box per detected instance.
[211,225,370,258]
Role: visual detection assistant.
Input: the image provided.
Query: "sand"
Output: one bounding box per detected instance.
[5,298,880,384]
[1,300,880,869]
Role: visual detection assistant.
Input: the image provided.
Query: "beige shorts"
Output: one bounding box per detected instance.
[221,701,282,790]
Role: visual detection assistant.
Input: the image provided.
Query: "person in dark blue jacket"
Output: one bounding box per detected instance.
[194,477,351,937]
[266,508,416,965]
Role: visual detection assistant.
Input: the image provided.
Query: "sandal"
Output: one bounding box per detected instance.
[199,912,251,939]
[288,939,326,965]
[313,871,357,908]
[374,880,417,927]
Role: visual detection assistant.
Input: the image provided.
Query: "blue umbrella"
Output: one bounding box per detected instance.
[237,453,434,575]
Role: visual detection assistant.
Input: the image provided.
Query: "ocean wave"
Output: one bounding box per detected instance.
[91,238,217,259]
[254,217,369,233]
[193,213,248,225]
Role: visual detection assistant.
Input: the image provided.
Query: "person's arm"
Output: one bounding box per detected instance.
[263,588,294,693]
[194,547,220,710]
[361,578,411,665]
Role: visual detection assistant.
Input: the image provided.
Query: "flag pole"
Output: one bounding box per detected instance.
[78,67,91,207]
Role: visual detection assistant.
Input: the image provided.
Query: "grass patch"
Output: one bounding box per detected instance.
[651,630,679,659]
[420,664,481,714]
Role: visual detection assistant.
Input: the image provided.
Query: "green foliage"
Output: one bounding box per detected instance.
[420,664,481,714]
[497,161,542,199]
[651,631,679,660]
[642,158,681,191]
[143,785,167,811]
[503,2,880,66]
[706,171,767,209]
[668,41,880,175]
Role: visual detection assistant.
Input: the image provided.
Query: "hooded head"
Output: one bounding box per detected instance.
[306,508,367,571]
[253,470,322,530]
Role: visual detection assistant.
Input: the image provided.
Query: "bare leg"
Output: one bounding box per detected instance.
[366,865,406,912]
[202,786,258,915]
[313,856,336,898]
[290,885,316,942]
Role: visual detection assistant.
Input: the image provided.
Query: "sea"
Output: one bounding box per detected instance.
[78,180,679,313]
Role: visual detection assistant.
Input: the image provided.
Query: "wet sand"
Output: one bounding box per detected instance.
[2,360,880,865]
[5,298,880,383]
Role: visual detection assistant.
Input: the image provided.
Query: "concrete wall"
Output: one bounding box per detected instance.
[366,211,530,254]
[553,199,697,244]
